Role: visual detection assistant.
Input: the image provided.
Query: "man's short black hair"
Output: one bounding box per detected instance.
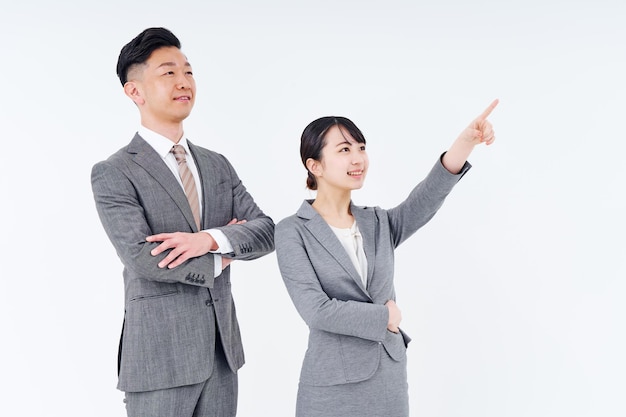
[116,27,181,86]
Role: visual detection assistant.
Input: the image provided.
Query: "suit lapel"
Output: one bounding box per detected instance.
[299,201,370,294]
[351,204,376,287]
[188,141,221,230]
[129,134,199,232]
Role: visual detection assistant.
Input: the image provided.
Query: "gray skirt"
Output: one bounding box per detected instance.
[295,349,409,417]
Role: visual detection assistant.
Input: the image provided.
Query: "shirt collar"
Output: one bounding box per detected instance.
[138,126,190,159]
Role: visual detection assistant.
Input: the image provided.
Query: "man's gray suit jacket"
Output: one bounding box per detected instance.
[275,157,469,387]
[91,134,275,393]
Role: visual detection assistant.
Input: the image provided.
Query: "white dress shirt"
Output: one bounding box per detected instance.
[138,126,233,277]
[329,221,368,288]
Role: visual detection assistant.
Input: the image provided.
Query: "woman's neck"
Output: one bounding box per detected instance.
[311,190,354,228]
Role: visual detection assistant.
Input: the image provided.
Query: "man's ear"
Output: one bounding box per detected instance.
[123,81,144,105]
[306,158,321,177]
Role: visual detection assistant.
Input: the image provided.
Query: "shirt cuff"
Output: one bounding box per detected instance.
[204,229,234,254]
[201,229,234,278]
[213,254,222,278]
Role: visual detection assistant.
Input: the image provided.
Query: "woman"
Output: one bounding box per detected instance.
[275,100,498,417]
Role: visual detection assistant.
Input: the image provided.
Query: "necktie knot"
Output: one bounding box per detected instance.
[171,144,187,164]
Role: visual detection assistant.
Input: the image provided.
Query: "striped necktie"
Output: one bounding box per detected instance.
[171,144,201,230]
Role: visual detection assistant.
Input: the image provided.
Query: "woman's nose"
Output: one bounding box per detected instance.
[352,153,365,165]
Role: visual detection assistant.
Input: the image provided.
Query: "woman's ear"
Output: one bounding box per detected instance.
[123,81,145,105]
[306,158,321,177]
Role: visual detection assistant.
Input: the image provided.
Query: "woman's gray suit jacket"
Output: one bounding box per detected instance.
[275,157,470,387]
[91,134,275,393]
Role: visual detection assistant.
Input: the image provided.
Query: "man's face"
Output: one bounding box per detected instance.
[126,46,196,125]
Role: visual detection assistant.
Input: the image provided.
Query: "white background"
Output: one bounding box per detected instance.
[1,1,624,416]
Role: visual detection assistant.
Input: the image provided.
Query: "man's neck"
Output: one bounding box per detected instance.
[141,119,185,143]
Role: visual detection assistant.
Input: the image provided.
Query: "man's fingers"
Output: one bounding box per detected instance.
[158,246,188,268]
[167,253,188,269]
[158,251,177,268]
[150,236,178,255]
[151,241,169,256]
[147,232,178,240]
[226,218,247,226]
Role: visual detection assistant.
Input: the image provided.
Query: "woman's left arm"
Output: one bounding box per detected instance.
[442,99,499,174]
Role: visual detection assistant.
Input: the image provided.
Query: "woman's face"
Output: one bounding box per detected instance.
[313,125,369,192]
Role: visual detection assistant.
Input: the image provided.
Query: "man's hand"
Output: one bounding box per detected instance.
[385,299,402,333]
[222,257,234,270]
[146,231,215,269]
[147,218,247,269]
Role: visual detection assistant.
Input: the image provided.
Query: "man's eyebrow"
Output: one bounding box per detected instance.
[156,61,192,69]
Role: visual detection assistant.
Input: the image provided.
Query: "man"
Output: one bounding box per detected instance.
[91,27,275,417]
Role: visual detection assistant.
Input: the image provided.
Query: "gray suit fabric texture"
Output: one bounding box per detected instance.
[123,342,238,417]
[275,157,470,416]
[91,134,275,394]
[296,350,408,417]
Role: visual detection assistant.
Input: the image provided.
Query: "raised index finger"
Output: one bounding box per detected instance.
[477,99,499,121]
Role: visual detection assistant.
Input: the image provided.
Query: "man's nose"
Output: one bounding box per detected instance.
[177,75,191,89]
